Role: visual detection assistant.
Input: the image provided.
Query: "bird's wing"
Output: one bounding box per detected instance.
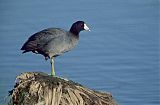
[21,28,67,52]
[28,28,65,42]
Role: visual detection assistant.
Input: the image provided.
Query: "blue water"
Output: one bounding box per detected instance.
[0,0,159,105]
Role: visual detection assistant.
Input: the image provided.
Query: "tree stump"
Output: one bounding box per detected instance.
[8,72,118,105]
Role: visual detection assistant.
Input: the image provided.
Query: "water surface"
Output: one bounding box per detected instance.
[0,0,159,105]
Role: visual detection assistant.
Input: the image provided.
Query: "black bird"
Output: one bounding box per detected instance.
[21,21,90,76]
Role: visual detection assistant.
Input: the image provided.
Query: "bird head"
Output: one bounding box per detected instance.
[70,21,90,35]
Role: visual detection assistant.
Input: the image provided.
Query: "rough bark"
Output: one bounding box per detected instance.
[8,72,118,105]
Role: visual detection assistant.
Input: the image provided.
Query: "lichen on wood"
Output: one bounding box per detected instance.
[8,72,118,105]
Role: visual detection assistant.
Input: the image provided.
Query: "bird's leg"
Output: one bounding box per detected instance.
[50,57,55,76]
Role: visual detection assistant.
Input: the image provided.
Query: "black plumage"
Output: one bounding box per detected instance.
[21,21,90,76]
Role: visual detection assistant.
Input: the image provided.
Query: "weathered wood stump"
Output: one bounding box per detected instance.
[9,72,117,105]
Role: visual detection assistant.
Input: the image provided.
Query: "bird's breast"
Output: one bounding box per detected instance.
[63,35,79,52]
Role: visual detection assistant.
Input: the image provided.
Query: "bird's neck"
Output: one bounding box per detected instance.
[69,27,80,36]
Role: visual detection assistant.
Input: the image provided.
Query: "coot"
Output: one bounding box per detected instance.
[21,21,90,76]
